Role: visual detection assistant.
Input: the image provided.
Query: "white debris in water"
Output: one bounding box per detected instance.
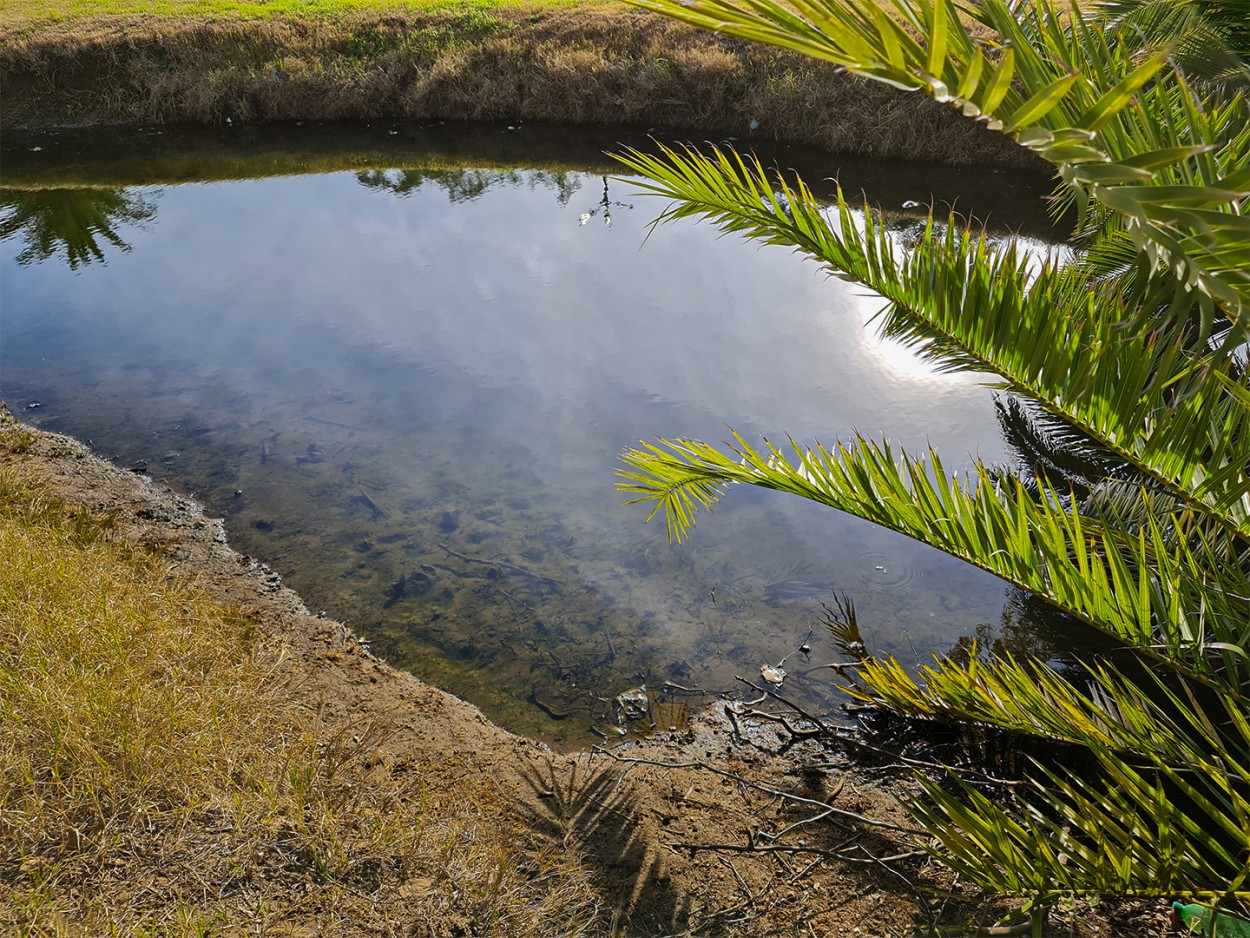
[615,685,649,722]
[760,664,786,686]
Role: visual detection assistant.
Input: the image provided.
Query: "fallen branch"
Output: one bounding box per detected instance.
[667,839,927,865]
[729,703,824,739]
[732,676,840,736]
[592,748,926,837]
[732,676,1025,789]
[434,541,562,591]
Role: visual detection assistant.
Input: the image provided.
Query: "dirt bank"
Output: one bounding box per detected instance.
[0,7,1042,169]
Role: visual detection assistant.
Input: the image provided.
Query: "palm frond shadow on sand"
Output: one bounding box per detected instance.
[514,755,692,935]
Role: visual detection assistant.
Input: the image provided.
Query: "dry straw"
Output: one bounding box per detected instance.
[0,436,599,936]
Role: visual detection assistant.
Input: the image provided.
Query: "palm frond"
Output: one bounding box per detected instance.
[1096,0,1250,93]
[616,0,1250,908]
[908,749,1250,900]
[623,0,1250,335]
[615,144,1250,529]
[617,434,1250,678]
[851,650,1245,753]
[900,663,1250,899]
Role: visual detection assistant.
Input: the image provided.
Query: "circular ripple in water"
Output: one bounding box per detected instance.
[856,551,923,592]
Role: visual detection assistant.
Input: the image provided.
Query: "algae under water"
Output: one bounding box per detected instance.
[1,122,1084,745]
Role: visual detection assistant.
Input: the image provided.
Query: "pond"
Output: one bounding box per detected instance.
[1,121,1078,746]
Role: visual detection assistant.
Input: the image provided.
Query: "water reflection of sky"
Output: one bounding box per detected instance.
[3,171,1010,465]
[2,164,1061,742]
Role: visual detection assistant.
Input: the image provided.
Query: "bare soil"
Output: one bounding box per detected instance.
[0,405,1177,938]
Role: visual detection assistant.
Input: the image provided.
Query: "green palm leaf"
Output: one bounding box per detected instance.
[615,144,1250,528]
[900,668,1250,899]
[618,433,1250,675]
[1096,0,1250,94]
[615,0,1250,911]
[623,0,1250,335]
[909,751,1250,900]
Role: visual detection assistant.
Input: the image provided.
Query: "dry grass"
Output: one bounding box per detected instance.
[0,7,1040,168]
[0,448,601,937]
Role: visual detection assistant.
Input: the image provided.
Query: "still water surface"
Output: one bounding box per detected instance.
[1,123,1071,745]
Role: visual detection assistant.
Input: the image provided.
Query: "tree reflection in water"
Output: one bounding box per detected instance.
[0,187,157,269]
[355,168,585,206]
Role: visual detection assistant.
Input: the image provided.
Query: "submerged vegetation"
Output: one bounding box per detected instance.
[617,0,1250,926]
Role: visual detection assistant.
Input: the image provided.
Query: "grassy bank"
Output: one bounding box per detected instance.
[0,415,600,937]
[0,1,1040,168]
